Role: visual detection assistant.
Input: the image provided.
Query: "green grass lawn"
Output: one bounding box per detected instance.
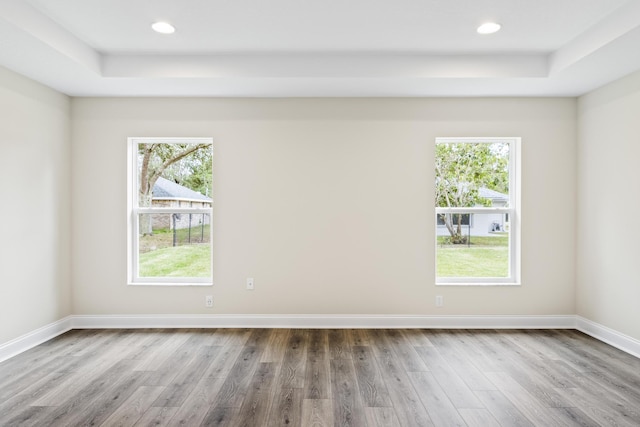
[139,244,211,277]
[437,234,509,277]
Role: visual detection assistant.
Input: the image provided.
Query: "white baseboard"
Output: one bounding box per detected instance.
[71,314,577,329]
[576,316,640,359]
[0,316,73,363]
[7,314,640,363]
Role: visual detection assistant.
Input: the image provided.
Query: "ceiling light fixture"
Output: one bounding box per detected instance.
[477,22,501,35]
[152,21,175,34]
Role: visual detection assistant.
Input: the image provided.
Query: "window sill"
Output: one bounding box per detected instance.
[436,281,521,287]
[128,282,213,287]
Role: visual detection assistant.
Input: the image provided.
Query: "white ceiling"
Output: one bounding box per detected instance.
[1,0,640,97]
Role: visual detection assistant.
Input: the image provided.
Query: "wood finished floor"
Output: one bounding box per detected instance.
[1,329,639,426]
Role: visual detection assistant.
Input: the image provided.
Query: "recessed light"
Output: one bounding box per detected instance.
[152,22,175,34]
[477,22,501,35]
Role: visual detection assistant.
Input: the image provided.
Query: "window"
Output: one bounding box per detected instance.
[435,137,520,284]
[127,137,213,285]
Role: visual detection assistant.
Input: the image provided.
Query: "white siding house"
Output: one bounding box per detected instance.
[436,187,508,237]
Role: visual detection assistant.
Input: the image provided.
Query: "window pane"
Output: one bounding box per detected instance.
[436,212,509,278]
[137,143,213,208]
[437,213,470,226]
[435,142,510,208]
[138,213,211,278]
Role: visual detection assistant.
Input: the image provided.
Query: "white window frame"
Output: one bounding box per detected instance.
[127,137,213,286]
[435,137,521,286]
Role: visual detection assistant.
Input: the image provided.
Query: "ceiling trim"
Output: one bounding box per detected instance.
[1,0,640,97]
[102,53,549,79]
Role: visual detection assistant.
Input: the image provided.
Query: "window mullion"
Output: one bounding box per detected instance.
[137,207,212,215]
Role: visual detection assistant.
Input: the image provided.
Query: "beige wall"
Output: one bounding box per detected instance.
[0,66,71,345]
[577,71,640,341]
[71,97,576,316]
[6,61,640,348]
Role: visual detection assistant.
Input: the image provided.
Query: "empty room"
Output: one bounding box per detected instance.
[1,0,640,426]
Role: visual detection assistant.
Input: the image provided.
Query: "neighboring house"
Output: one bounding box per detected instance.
[437,187,508,237]
[151,177,211,230]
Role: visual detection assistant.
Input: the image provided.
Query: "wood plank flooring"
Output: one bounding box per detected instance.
[1,328,639,426]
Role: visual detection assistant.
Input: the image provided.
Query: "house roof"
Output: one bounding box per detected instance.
[152,177,211,203]
[479,187,508,203]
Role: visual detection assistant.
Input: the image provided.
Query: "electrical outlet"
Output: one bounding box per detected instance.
[205,295,213,307]
[435,295,444,307]
[246,277,254,290]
